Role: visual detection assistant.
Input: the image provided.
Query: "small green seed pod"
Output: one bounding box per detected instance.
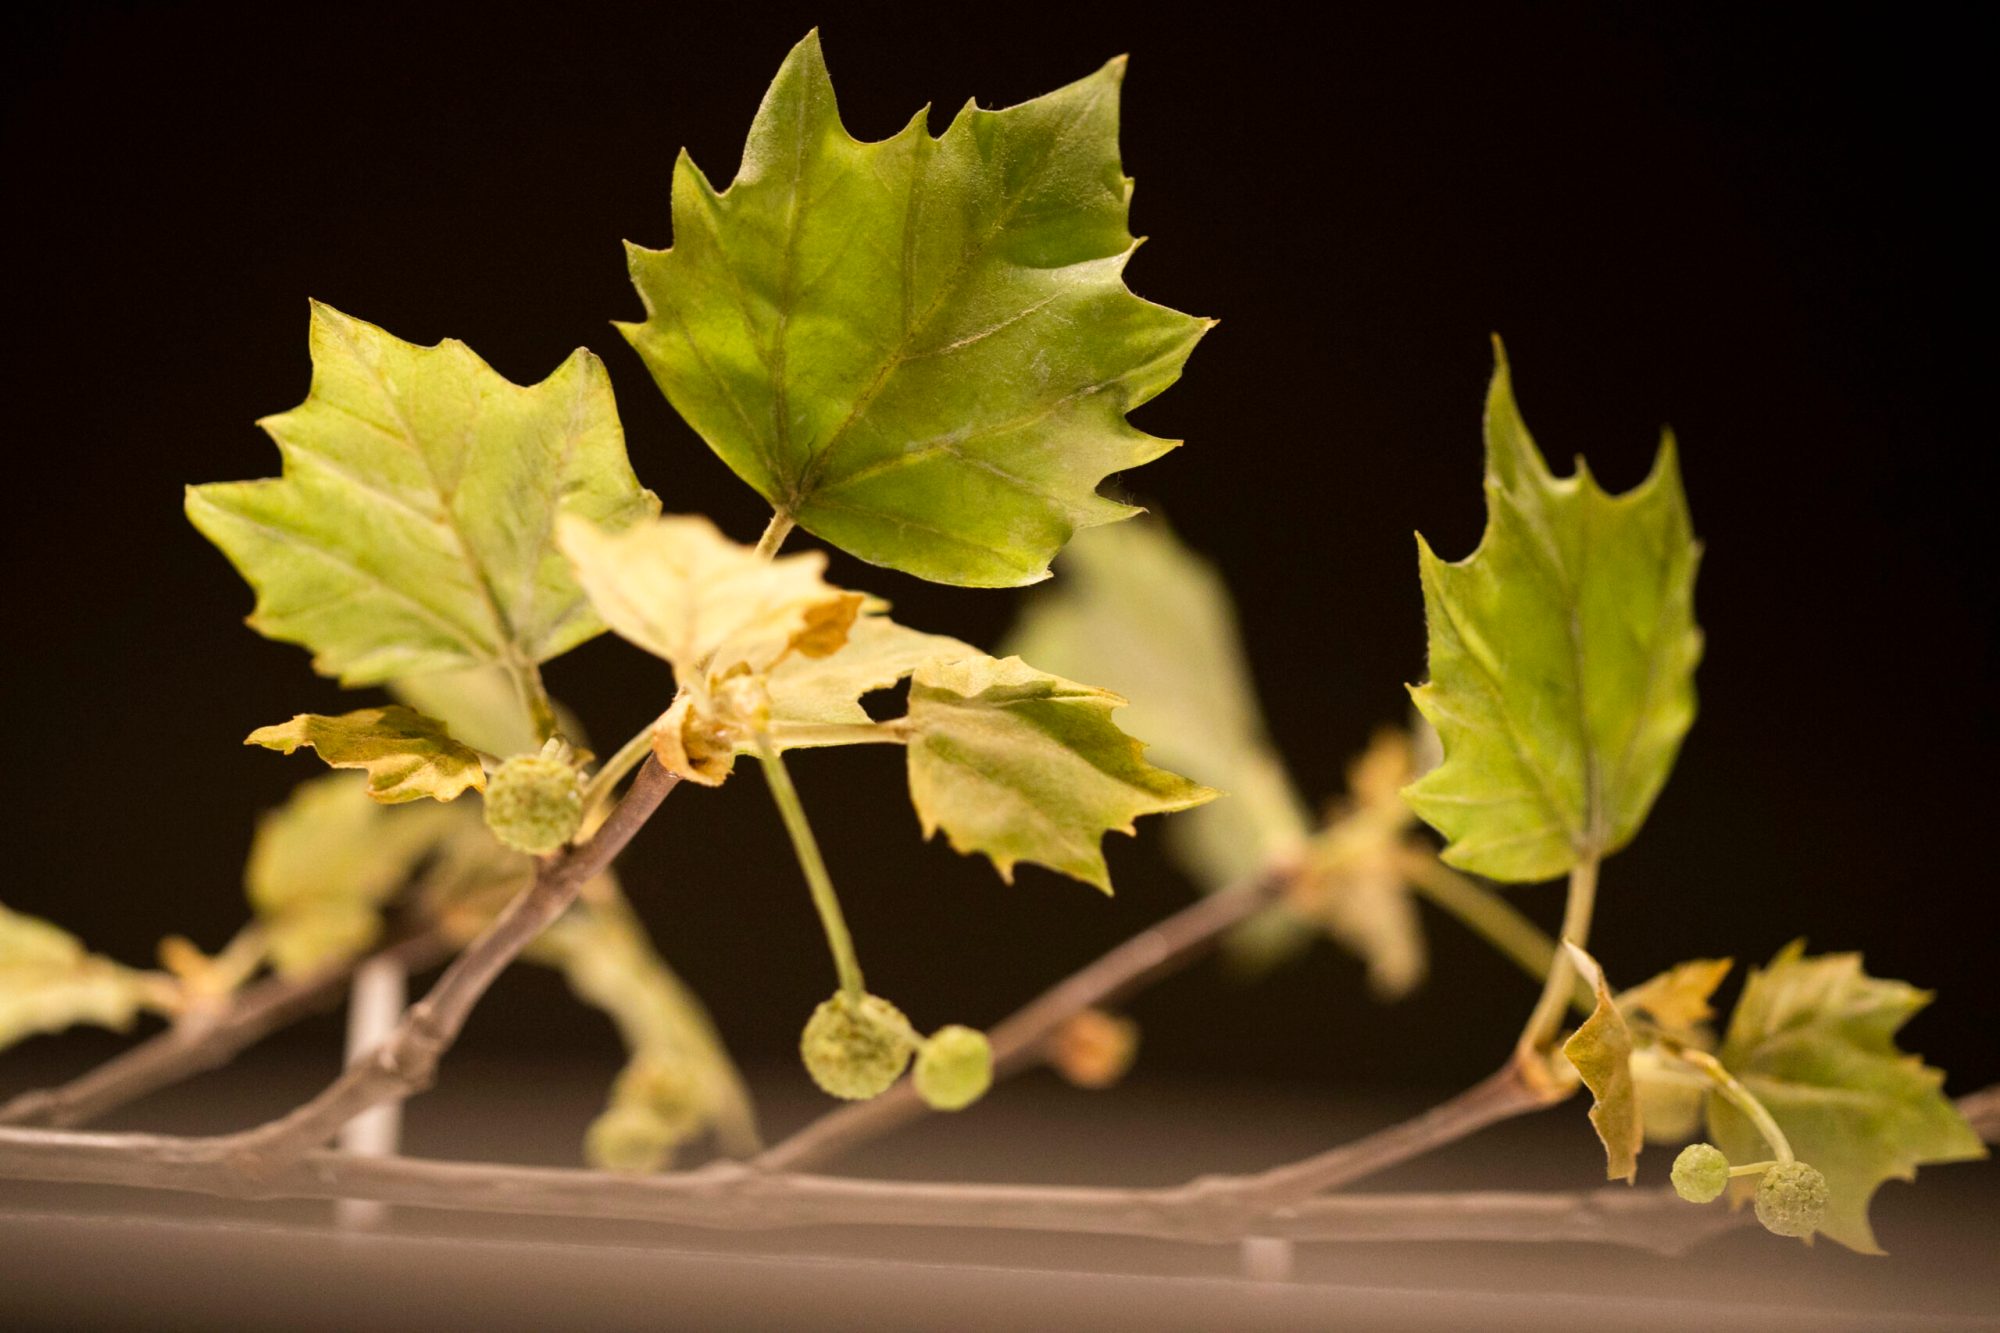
[584,1104,678,1175]
[913,1025,993,1112]
[1754,1160,1829,1238]
[800,992,914,1100]
[483,754,585,854]
[1670,1142,1731,1204]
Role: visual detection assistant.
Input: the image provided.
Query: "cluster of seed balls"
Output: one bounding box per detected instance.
[800,991,993,1111]
[479,754,992,1114]
[1672,1142,1829,1238]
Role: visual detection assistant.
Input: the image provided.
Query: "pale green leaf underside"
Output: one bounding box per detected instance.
[1561,943,1642,1182]
[244,774,466,975]
[1709,942,1987,1253]
[1404,343,1703,881]
[620,31,1209,587]
[905,654,1215,892]
[247,705,486,803]
[391,664,546,760]
[1,904,163,1053]
[187,303,657,686]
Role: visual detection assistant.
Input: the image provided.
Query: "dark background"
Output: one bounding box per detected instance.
[5,2,1992,1106]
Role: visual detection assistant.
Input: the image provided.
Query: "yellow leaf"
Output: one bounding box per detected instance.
[246,705,486,803]
[1562,942,1643,1182]
[558,513,856,685]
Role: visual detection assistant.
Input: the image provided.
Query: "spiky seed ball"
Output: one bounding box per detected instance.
[483,754,584,854]
[1754,1160,1829,1238]
[1670,1142,1731,1204]
[584,1105,677,1175]
[913,1025,993,1111]
[800,992,914,1100]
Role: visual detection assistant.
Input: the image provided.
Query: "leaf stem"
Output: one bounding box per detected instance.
[1394,846,1590,1013]
[761,721,909,750]
[510,657,561,744]
[754,737,865,999]
[1674,1048,1794,1163]
[1516,853,1599,1056]
[754,511,796,561]
[581,724,657,816]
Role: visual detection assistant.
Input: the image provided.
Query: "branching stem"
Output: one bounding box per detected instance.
[0,929,454,1130]
[1,1087,1993,1246]
[177,759,681,1179]
[0,1123,1754,1253]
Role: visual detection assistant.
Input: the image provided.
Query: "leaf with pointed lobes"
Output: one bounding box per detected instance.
[903,654,1215,892]
[187,303,656,687]
[1404,340,1702,882]
[620,31,1209,586]
[247,705,486,803]
[1709,942,1987,1253]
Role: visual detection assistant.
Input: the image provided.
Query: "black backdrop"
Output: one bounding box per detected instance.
[6,3,1992,1096]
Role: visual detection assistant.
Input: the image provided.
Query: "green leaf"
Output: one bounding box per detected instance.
[244,774,464,975]
[620,31,1209,587]
[187,302,658,687]
[1005,517,1313,889]
[1709,942,1987,1253]
[246,705,486,803]
[1,905,168,1053]
[1404,341,1703,881]
[1561,942,1643,1182]
[904,654,1215,891]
